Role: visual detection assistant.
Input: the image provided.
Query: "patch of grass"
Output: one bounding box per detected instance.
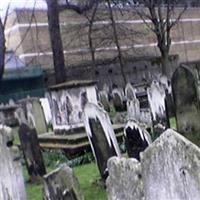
[74,162,107,200]
[25,162,106,200]
[170,117,177,130]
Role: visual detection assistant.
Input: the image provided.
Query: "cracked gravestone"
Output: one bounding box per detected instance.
[84,103,121,180]
[0,125,26,200]
[141,129,200,200]
[43,164,84,200]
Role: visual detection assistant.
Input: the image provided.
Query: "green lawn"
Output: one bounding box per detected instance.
[26,162,107,200]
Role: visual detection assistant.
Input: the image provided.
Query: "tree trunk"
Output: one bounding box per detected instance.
[161,51,169,76]
[107,0,127,86]
[0,18,5,80]
[46,0,66,84]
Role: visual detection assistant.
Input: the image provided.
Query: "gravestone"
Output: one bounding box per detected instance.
[99,90,110,112]
[43,164,84,200]
[47,80,97,134]
[84,103,121,180]
[0,125,26,200]
[141,129,200,200]
[147,80,169,135]
[111,88,126,112]
[124,120,151,160]
[18,98,47,134]
[126,99,140,121]
[106,157,144,200]
[172,65,200,141]
[125,83,136,101]
[18,123,46,182]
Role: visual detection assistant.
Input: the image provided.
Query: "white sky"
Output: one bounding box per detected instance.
[0,0,47,17]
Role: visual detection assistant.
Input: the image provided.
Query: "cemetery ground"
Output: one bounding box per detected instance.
[15,117,177,200]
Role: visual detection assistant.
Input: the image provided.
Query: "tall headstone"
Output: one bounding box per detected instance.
[141,129,200,200]
[106,157,144,200]
[147,80,169,135]
[124,120,151,160]
[0,125,26,200]
[172,65,200,142]
[84,103,121,180]
[18,123,46,182]
[43,164,84,200]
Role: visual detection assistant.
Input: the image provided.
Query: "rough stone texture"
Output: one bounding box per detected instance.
[18,123,46,182]
[141,129,200,200]
[43,164,84,200]
[106,157,144,200]
[0,125,26,200]
[172,65,200,140]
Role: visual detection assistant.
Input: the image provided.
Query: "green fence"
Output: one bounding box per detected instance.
[0,88,46,103]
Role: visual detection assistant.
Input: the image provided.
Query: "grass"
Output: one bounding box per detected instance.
[25,162,107,200]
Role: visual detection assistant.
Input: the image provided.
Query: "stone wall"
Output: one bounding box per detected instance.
[45,55,178,88]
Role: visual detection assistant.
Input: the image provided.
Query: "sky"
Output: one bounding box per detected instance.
[0,0,47,17]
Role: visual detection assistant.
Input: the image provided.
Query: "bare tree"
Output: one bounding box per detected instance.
[0,4,10,80]
[135,0,186,75]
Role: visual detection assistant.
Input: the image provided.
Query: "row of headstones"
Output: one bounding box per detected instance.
[0,124,84,200]
[99,80,170,134]
[0,97,48,134]
[0,100,153,200]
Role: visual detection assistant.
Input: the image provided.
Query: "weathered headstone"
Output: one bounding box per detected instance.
[111,88,126,112]
[125,83,136,101]
[141,129,200,200]
[0,125,26,200]
[172,65,200,141]
[147,80,169,135]
[18,123,46,182]
[43,164,84,200]
[84,103,121,180]
[106,157,144,200]
[126,99,140,121]
[18,98,47,134]
[99,90,110,112]
[124,120,151,160]
[47,81,98,134]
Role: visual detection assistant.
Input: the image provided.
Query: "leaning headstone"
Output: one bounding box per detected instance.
[0,125,26,200]
[112,88,126,112]
[141,129,200,200]
[147,80,169,135]
[106,157,144,200]
[43,164,84,200]
[18,123,46,182]
[124,120,151,160]
[84,103,121,180]
[99,90,110,112]
[172,65,200,140]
